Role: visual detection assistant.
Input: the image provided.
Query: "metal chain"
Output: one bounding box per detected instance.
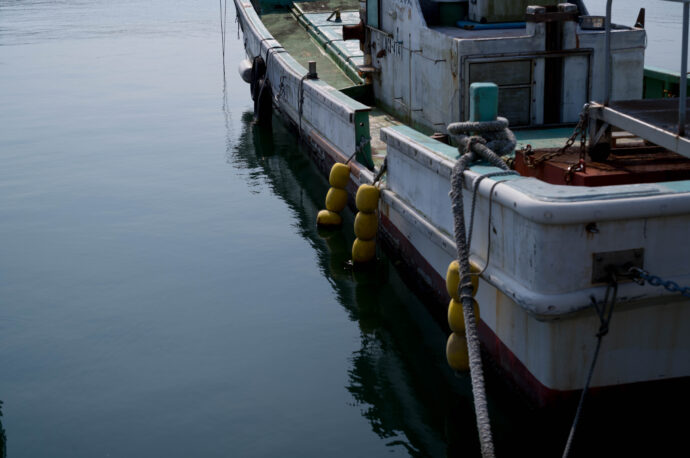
[525,103,590,168]
[628,267,690,298]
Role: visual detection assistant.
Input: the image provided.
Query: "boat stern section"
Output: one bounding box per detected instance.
[379,123,690,395]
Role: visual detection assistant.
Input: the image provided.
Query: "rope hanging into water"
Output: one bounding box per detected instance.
[258,46,285,100]
[219,0,228,79]
[298,74,309,135]
[562,278,618,458]
[447,117,517,458]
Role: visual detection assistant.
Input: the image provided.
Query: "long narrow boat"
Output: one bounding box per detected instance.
[234,0,690,407]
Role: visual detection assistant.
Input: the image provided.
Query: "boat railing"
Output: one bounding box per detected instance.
[604,0,689,136]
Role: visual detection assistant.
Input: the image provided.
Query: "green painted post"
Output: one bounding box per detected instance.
[469,82,498,122]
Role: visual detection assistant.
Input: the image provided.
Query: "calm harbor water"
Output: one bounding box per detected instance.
[588,0,689,73]
[0,1,686,456]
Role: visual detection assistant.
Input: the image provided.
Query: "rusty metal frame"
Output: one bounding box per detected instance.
[589,102,690,159]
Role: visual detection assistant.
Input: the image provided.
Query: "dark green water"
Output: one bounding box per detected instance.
[0,1,686,456]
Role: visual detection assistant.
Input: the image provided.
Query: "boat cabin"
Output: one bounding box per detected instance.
[330,0,644,131]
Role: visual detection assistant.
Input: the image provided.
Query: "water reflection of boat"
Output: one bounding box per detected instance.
[228,112,459,455]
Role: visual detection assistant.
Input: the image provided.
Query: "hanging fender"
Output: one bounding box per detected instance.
[238,59,253,84]
[250,56,266,102]
[254,78,273,126]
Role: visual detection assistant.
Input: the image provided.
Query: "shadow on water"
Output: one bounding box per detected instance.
[224,113,688,457]
[226,112,486,456]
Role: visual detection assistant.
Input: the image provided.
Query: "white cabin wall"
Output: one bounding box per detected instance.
[578,28,646,102]
[371,0,459,131]
[378,0,425,44]
[410,29,461,131]
[369,1,645,129]
[561,15,588,121]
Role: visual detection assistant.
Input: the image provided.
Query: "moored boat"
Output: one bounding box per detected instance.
[233,0,690,409]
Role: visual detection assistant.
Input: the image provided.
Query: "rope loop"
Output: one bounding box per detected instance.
[448,116,516,157]
[463,135,486,155]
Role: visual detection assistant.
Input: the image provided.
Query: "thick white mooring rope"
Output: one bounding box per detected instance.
[447,118,517,458]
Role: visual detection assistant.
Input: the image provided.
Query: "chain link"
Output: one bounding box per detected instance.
[525,103,590,168]
[628,267,690,298]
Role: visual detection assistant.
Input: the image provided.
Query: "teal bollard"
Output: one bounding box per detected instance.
[469,82,498,122]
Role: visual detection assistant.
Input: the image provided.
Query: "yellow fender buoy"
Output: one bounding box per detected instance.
[355,184,379,213]
[352,237,376,263]
[329,163,351,189]
[325,187,348,213]
[316,209,342,227]
[354,212,378,240]
[446,332,469,371]
[351,182,380,264]
[317,162,351,228]
[448,298,480,334]
[444,259,481,371]
[445,260,479,300]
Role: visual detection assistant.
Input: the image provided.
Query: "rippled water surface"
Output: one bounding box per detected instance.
[0,1,686,457]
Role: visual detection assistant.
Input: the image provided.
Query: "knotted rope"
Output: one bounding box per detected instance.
[448,117,517,159]
[447,116,517,458]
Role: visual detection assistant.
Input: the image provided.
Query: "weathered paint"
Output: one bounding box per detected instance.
[236,0,374,167]
[380,163,690,393]
[367,0,645,132]
[381,124,690,314]
[354,110,374,168]
[513,148,690,186]
[469,0,559,23]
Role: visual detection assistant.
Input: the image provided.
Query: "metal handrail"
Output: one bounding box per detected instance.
[679,0,688,136]
[604,0,612,106]
[607,0,688,136]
